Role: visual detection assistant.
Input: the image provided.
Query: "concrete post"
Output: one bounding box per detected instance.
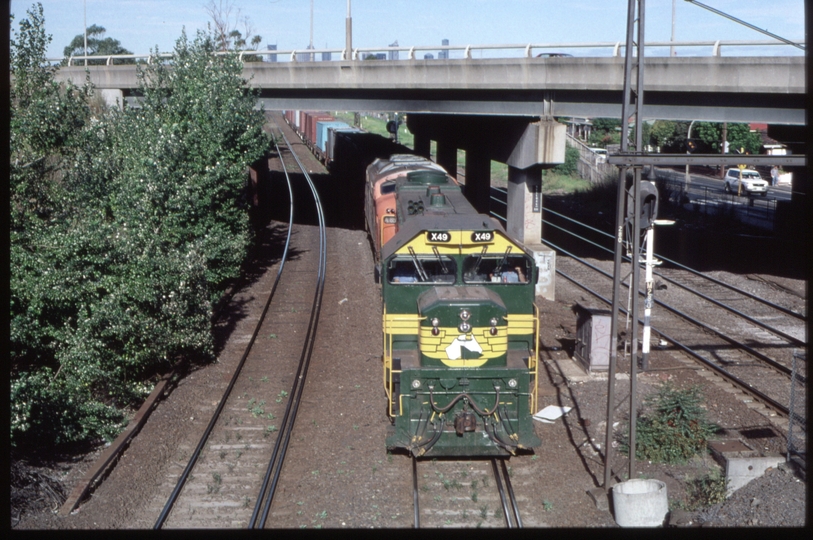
[506,165,542,245]
[463,147,491,214]
[413,133,431,159]
[436,141,458,179]
[506,165,556,300]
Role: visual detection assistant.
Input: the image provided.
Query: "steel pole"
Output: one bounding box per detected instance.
[345,0,352,60]
[83,0,88,66]
[603,0,638,491]
[670,0,676,57]
[627,0,647,482]
[641,225,654,371]
[684,120,696,187]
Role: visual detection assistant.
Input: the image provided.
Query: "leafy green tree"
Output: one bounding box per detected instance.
[11,5,269,447]
[588,117,622,147]
[62,24,133,64]
[648,120,679,149]
[11,3,125,444]
[694,122,761,154]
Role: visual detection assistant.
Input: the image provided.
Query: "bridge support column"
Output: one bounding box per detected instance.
[100,89,123,108]
[413,133,431,159]
[506,165,556,301]
[436,141,458,179]
[464,147,491,214]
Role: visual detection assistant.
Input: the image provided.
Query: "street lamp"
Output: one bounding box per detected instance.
[346,0,352,60]
[684,120,696,187]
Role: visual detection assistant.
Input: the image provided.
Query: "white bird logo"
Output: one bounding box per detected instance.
[445,334,483,360]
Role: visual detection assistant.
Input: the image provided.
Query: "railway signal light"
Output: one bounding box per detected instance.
[627,180,659,229]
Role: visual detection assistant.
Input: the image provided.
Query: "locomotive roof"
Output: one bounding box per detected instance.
[381,207,508,260]
[367,155,447,180]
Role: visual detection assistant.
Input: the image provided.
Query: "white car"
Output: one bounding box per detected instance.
[724,168,768,196]
[588,148,608,163]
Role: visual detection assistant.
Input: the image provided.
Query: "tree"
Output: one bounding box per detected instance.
[11,5,270,448]
[62,24,133,64]
[694,122,761,154]
[205,0,262,54]
[648,120,683,151]
[588,117,622,147]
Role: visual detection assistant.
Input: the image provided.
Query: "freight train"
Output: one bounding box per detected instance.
[284,113,542,457]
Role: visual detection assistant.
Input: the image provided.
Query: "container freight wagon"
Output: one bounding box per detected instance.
[301,112,334,149]
[325,125,363,168]
[314,121,350,162]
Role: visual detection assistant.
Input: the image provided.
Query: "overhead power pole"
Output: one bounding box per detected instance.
[603,0,648,490]
[346,0,353,60]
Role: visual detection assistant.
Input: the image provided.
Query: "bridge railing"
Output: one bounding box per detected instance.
[49,39,804,66]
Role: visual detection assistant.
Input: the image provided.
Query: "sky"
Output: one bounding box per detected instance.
[10,0,806,60]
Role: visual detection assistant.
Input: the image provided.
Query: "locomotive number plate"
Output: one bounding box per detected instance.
[426,231,451,243]
[470,231,494,243]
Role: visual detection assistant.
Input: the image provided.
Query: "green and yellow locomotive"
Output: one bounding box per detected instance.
[366,155,541,457]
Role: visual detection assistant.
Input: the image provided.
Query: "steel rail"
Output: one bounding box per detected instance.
[412,457,420,528]
[555,266,793,419]
[543,205,806,322]
[153,132,296,529]
[490,459,519,528]
[251,122,328,529]
[499,459,522,528]
[545,235,802,383]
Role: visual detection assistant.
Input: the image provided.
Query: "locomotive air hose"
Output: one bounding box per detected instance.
[428,387,500,417]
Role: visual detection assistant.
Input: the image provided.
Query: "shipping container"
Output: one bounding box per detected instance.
[315,121,351,160]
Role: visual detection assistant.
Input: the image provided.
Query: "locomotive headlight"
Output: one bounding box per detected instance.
[508,379,518,389]
[458,322,472,334]
[431,317,440,336]
[490,317,499,336]
[411,379,421,389]
[460,309,471,321]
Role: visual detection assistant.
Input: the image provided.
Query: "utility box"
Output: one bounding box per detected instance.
[573,303,611,372]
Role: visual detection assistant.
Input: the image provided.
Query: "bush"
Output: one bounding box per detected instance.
[552,145,580,176]
[685,469,728,509]
[621,383,719,465]
[10,6,269,447]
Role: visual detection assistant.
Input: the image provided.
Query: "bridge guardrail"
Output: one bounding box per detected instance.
[49,39,805,66]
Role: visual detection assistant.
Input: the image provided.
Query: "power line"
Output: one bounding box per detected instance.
[684,0,804,50]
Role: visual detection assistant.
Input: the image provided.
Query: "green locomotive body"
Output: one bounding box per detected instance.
[367,157,541,457]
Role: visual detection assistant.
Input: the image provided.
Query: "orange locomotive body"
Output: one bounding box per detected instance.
[364,155,458,258]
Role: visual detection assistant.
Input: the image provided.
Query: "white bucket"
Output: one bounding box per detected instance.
[612,479,668,527]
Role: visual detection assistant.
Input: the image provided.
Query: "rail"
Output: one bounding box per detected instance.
[49,39,805,66]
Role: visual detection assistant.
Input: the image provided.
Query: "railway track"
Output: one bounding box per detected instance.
[152,117,327,529]
[538,211,805,429]
[411,457,522,528]
[489,185,805,427]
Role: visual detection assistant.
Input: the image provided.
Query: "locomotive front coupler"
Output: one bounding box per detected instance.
[453,403,477,436]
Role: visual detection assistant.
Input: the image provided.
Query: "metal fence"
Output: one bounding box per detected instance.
[49,39,806,66]
[653,168,780,231]
[568,136,617,184]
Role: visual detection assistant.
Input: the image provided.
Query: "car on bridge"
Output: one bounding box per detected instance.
[724,168,768,196]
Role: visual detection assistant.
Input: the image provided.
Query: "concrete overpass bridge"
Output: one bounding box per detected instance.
[52,48,806,299]
[56,54,804,124]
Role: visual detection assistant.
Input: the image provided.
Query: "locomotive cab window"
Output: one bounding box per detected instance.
[380,180,396,195]
[388,256,457,284]
[462,254,531,284]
